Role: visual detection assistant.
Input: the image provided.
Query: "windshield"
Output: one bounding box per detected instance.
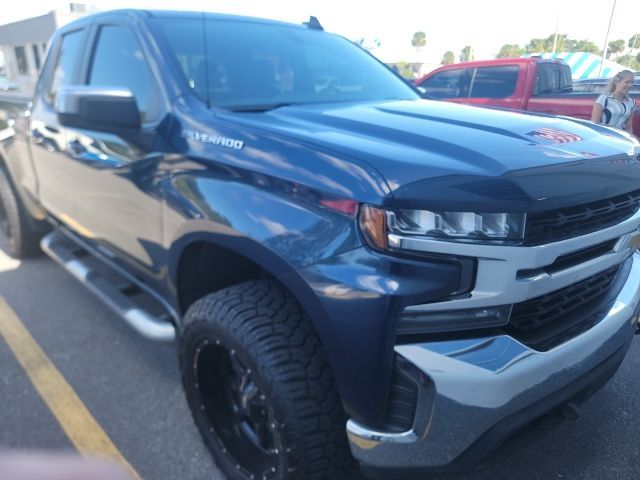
[153,17,418,110]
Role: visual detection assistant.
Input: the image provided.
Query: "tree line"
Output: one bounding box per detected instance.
[435,32,640,70]
[391,31,640,79]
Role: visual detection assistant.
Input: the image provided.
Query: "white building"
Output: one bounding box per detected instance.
[0,5,91,97]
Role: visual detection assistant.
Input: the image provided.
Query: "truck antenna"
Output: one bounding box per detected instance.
[303,16,323,31]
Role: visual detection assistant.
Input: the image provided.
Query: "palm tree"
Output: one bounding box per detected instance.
[411,32,426,54]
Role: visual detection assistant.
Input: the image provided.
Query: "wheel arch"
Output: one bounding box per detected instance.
[171,232,330,339]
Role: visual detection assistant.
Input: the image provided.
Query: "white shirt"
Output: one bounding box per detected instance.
[596,94,635,130]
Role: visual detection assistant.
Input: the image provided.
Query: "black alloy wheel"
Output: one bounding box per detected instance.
[180,280,356,480]
[192,338,281,479]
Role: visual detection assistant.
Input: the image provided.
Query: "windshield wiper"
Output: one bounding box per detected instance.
[226,102,296,112]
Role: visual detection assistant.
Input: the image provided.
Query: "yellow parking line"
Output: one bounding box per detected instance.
[0,297,141,479]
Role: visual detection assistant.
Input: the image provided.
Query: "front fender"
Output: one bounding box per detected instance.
[163,170,363,283]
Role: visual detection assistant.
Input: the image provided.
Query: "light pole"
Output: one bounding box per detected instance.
[627,34,639,67]
[552,11,560,55]
[599,0,617,76]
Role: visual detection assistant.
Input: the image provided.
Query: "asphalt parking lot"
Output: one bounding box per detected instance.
[1,246,640,480]
[0,248,222,480]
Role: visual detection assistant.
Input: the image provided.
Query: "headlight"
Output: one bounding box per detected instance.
[392,209,526,240]
[359,205,525,250]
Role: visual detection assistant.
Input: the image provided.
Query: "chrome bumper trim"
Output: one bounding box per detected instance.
[395,208,640,311]
[347,253,640,469]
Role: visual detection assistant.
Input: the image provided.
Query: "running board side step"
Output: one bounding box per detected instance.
[41,232,176,341]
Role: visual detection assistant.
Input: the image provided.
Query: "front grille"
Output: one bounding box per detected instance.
[511,266,618,332]
[507,264,624,350]
[518,239,618,278]
[525,189,640,245]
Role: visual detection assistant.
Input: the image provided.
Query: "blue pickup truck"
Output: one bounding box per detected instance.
[1,9,640,480]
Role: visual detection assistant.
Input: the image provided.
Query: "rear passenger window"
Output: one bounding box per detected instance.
[468,66,518,98]
[87,25,161,122]
[48,29,84,104]
[417,69,469,99]
[534,64,573,94]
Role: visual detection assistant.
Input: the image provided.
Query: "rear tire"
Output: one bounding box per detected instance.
[0,166,40,258]
[179,280,356,480]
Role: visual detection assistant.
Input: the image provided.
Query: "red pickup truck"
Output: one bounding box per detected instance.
[414,57,640,136]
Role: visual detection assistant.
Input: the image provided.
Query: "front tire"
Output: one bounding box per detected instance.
[0,166,40,258]
[179,280,355,480]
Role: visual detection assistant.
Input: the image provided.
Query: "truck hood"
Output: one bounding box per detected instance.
[231,99,640,212]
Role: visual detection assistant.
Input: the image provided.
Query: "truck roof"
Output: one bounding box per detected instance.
[60,8,310,31]
[435,57,569,69]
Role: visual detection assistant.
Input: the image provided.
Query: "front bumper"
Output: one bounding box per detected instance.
[347,252,640,473]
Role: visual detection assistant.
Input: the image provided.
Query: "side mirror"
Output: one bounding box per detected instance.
[56,86,141,131]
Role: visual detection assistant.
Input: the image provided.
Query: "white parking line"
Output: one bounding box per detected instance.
[0,248,19,273]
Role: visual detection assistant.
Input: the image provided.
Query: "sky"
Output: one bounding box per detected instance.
[0,0,638,68]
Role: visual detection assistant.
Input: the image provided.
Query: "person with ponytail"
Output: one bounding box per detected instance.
[591,69,636,135]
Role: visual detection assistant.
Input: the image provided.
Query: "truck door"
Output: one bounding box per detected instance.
[62,20,169,284]
[30,27,88,223]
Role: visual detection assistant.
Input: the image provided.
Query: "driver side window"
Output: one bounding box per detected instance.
[87,25,161,123]
[417,69,468,99]
[47,29,85,105]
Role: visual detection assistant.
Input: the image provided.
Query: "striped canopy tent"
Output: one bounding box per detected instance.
[533,52,627,79]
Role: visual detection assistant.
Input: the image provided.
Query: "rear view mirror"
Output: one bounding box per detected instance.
[56,86,141,131]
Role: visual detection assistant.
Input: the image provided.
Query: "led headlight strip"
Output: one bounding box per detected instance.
[359,205,525,250]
